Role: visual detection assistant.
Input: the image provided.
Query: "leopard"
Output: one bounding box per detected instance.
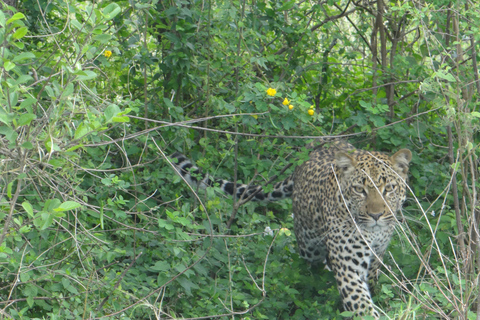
[171,141,412,318]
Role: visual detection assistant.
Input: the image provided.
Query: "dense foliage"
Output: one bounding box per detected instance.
[0,0,479,319]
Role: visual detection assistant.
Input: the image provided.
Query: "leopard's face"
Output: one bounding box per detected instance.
[335,149,411,231]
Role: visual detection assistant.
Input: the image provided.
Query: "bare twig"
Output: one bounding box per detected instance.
[96,252,143,312]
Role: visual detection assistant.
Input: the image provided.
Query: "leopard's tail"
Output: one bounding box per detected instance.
[171,152,293,202]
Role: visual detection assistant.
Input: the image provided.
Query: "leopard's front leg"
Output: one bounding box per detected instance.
[327,239,380,319]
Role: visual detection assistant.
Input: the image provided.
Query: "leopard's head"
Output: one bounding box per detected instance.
[334,149,412,229]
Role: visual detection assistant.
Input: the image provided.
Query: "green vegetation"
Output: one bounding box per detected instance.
[0,0,479,319]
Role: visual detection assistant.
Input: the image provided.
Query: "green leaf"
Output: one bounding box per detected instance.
[76,70,97,80]
[163,97,175,108]
[70,19,84,31]
[12,26,28,39]
[0,11,5,27]
[19,97,37,112]
[93,34,112,43]
[12,52,35,62]
[72,69,87,76]
[60,83,74,100]
[24,284,38,297]
[150,261,170,272]
[48,159,64,167]
[340,311,354,317]
[176,276,198,296]
[0,109,14,124]
[20,271,30,282]
[74,122,92,140]
[66,284,78,294]
[278,0,295,11]
[7,181,13,199]
[4,61,15,71]
[22,201,34,217]
[8,96,17,112]
[372,115,385,127]
[135,3,152,9]
[45,140,61,152]
[435,70,456,82]
[359,100,371,109]
[14,75,33,85]
[103,3,121,19]
[158,219,174,230]
[43,199,61,212]
[17,113,36,126]
[44,86,55,98]
[6,12,25,25]
[66,144,82,152]
[39,212,55,230]
[21,141,33,149]
[112,116,130,122]
[54,201,82,212]
[14,42,24,50]
[18,225,32,234]
[61,277,78,293]
[0,246,13,254]
[104,104,121,123]
[0,125,18,143]
[26,296,34,307]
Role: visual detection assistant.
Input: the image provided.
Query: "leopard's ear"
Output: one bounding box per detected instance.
[391,149,412,178]
[335,152,357,176]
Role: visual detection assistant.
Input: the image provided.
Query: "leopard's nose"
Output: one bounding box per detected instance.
[368,212,383,221]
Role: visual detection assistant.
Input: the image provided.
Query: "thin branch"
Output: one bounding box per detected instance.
[310,0,354,32]
[96,252,143,312]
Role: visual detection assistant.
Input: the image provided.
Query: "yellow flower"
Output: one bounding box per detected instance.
[309,105,314,109]
[308,109,315,116]
[104,50,112,58]
[283,98,290,105]
[266,88,277,96]
[289,105,294,110]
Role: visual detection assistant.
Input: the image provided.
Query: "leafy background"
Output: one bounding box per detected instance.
[0,0,479,319]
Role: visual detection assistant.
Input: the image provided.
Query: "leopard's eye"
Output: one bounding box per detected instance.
[353,185,365,194]
[384,184,396,193]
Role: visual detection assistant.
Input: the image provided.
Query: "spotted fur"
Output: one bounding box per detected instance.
[171,152,294,201]
[171,142,412,318]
